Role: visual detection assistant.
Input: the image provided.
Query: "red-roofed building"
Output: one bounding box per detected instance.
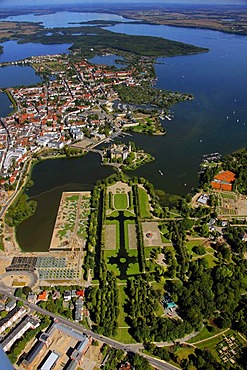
[37,291,47,301]
[211,170,236,191]
[76,290,84,298]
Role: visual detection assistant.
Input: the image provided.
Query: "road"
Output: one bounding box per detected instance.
[0,288,180,370]
[0,157,31,219]
[0,118,10,173]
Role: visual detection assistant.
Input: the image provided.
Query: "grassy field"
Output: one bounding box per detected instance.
[144,246,158,258]
[187,325,223,344]
[124,210,135,217]
[176,346,195,360]
[138,187,151,218]
[186,240,203,256]
[106,263,120,276]
[195,330,232,362]
[126,262,140,275]
[104,249,118,259]
[114,193,128,210]
[221,192,236,200]
[112,328,136,344]
[107,210,119,217]
[203,253,217,268]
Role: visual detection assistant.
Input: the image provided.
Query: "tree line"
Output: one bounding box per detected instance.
[86,271,119,337]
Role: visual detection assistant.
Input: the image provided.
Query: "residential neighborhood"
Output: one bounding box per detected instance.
[0,53,149,198]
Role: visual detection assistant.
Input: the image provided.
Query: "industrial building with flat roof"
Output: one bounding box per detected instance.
[39,351,59,370]
[21,320,91,370]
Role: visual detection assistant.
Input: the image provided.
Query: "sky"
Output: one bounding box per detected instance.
[0,0,246,6]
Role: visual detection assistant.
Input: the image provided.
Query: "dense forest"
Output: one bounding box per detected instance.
[5,194,37,227]
[18,25,208,58]
[86,271,119,337]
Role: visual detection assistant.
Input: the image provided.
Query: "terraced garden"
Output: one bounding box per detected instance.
[49,191,91,251]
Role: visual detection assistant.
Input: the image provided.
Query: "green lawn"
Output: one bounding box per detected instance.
[138,187,151,218]
[159,224,169,234]
[67,195,79,201]
[112,328,136,344]
[107,210,119,217]
[106,263,120,276]
[221,192,236,200]
[127,263,140,275]
[176,346,195,360]
[128,249,138,258]
[187,325,222,343]
[204,254,217,268]
[114,193,128,210]
[155,302,165,317]
[104,250,118,258]
[124,210,135,217]
[161,234,171,243]
[195,331,233,363]
[186,240,203,256]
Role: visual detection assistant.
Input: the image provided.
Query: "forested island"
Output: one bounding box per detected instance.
[0,21,208,58]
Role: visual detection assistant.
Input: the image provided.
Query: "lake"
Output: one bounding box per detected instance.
[0,65,42,89]
[0,12,246,250]
[1,11,135,28]
[0,40,71,62]
[16,154,113,252]
[105,23,247,192]
[89,54,126,68]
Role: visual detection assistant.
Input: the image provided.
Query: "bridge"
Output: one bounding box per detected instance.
[88,148,104,161]
[87,148,122,172]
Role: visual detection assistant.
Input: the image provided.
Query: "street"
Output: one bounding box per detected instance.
[0,288,180,370]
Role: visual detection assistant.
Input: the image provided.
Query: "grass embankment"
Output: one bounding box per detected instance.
[138,187,151,218]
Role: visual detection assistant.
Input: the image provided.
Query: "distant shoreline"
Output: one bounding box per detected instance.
[0,4,247,36]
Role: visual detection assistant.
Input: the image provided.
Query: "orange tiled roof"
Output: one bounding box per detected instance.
[221,183,232,191]
[211,181,232,191]
[214,170,235,183]
[76,290,85,297]
[37,291,47,300]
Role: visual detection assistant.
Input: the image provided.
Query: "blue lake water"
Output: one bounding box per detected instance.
[105,24,247,192]
[0,65,42,88]
[89,54,126,68]
[0,92,13,117]
[0,40,71,62]
[0,11,135,28]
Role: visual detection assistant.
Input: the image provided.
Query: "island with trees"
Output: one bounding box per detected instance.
[102,142,155,170]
